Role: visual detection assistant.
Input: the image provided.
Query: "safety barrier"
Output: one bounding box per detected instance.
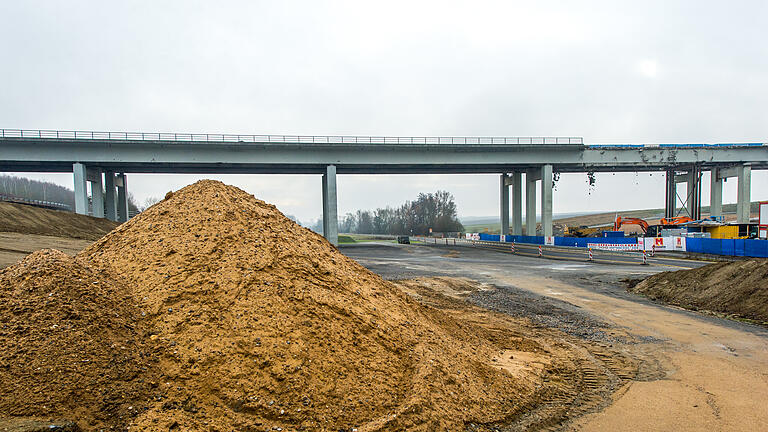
[416,236,651,265]
[470,234,768,258]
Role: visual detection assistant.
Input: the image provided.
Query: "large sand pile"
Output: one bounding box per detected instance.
[631,259,768,323]
[1,181,536,431]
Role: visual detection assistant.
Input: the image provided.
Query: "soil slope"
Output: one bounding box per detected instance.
[631,259,768,323]
[0,201,118,240]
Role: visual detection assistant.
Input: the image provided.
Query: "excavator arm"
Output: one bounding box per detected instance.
[614,216,649,233]
[659,216,694,226]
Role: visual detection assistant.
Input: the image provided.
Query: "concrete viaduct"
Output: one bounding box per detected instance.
[1,129,766,245]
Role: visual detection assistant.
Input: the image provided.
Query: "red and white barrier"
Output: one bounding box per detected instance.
[587,243,640,252]
[588,247,593,261]
[510,242,515,253]
[538,245,542,257]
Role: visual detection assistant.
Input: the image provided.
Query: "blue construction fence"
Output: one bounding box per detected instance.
[685,238,768,258]
[476,233,768,258]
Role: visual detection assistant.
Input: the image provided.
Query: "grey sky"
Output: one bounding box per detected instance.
[1,1,766,222]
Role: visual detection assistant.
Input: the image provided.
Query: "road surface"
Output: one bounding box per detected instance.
[341,242,768,432]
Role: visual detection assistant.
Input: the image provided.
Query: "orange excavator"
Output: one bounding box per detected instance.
[659,216,694,226]
[614,216,649,234]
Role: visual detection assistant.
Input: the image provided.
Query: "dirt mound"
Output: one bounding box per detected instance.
[0,250,157,430]
[0,201,118,240]
[631,259,768,323]
[72,180,532,430]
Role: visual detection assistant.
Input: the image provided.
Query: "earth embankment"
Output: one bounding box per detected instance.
[630,258,768,324]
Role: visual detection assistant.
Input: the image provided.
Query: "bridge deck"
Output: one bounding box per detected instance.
[1,129,766,174]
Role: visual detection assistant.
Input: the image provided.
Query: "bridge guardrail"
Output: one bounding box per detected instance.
[0,129,583,146]
[0,193,71,211]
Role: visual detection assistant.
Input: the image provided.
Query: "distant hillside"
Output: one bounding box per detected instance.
[0,201,119,240]
[0,175,75,208]
[0,174,140,213]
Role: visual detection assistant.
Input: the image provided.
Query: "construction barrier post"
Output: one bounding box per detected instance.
[511,242,515,253]
[588,247,593,261]
[538,245,542,258]
[642,249,648,265]
[651,244,656,257]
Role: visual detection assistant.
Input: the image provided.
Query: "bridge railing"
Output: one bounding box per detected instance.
[0,129,583,145]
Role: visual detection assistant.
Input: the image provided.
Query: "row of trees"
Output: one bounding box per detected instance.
[311,190,464,235]
[0,174,140,213]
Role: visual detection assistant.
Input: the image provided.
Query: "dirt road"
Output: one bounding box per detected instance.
[342,243,768,431]
[0,232,92,269]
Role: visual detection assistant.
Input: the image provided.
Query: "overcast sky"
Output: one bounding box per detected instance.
[1,1,766,222]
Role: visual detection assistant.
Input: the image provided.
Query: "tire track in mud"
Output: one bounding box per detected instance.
[392,277,668,432]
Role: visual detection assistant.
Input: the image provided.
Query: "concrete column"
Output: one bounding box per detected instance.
[104,171,118,221]
[322,165,339,246]
[73,163,88,215]
[321,175,327,235]
[710,168,723,218]
[665,169,676,219]
[737,165,752,224]
[540,164,553,238]
[90,170,105,218]
[499,174,509,235]
[525,172,537,236]
[511,172,523,235]
[116,173,129,223]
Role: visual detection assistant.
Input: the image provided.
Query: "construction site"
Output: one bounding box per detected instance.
[2,3,768,430]
[0,178,766,431]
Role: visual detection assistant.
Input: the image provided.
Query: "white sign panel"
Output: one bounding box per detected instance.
[640,237,687,251]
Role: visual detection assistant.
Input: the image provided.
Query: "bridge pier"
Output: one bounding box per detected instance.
[665,169,676,219]
[736,165,751,224]
[511,172,523,235]
[73,163,106,217]
[499,174,509,235]
[500,172,524,236]
[73,163,88,215]
[665,166,702,220]
[115,173,129,222]
[540,164,553,237]
[104,171,118,221]
[90,168,104,218]
[686,166,702,220]
[711,165,752,223]
[322,165,339,246]
[524,166,553,237]
[525,170,537,235]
